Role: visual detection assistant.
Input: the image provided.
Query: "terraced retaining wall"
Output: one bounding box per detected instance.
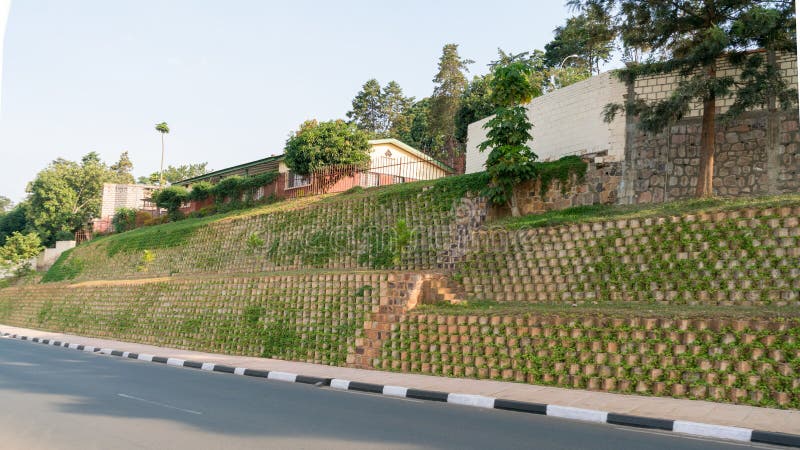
[376,312,800,408]
[0,273,391,366]
[456,206,800,305]
[49,187,488,283]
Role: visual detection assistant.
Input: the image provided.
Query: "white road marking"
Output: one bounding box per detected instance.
[382,386,408,397]
[673,420,752,442]
[233,367,246,375]
[447,393,495,409]
[117,393,202,415]
[546,405,608,423]
[330,379,350,390]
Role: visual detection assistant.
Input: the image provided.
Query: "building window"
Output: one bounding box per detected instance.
[286,171,311,189]
[391,175,405,184]
[360,172,380,187]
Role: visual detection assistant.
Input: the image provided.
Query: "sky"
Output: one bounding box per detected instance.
[0,0,579,203]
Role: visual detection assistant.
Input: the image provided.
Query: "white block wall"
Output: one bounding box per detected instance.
[466,72,627,174]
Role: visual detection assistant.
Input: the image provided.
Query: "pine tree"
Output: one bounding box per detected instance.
[590,0,797,198]
[347,79,384,135]
[429,44,473,159]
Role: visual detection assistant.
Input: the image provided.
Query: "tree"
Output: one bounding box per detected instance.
[382,81,414,138]
[347,79,414,137]
[26,153,112,244]
[155,122,170,186]
[0,203,32,246]
[429,44,473,159]
[347,79,384,134]
[454,75,495,146]
[151,186,189,221]
[285,119,371,174]
[138,163,210,185]
[0,231,43,276]
[0,195,11,213]
[479,60,538,217]
[109,151,135,184]
[395,98,443,155]
[544,4,615,75]
[593,0,797,197]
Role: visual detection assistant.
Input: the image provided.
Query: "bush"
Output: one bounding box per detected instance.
[134,210,153,228]
[188,181,214,202]
[112,208,138,233]
[152,186,189,220]
[53,230,76,241]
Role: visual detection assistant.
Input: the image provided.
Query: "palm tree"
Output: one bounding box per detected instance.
[155,122,170,186]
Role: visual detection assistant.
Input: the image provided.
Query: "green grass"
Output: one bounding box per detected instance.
[497,194,800,230]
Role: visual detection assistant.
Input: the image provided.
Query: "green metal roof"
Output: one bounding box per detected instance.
[175,154,284,186]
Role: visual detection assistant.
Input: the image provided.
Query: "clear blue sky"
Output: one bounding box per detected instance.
[0,0,577,202]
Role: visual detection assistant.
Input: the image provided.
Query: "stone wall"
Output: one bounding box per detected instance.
[620,110,800,204]
[509,159,622,218]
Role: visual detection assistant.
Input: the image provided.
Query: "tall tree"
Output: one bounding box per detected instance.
[347,79,384,135]
[138,162,210,185]
[26,153,110,244]
[155,122,170,186]
[0,203,31,246]
[0,195,11,213]
[109,151,135,184]
[454,75,495,146]
[429,44,473,158]
[347,79,414,137]
[0,231,43,275]
[382,81,414,138]
[592,0,797,197]
[545,4,615,75]
[395,98,442,155]
[479,59,538,217]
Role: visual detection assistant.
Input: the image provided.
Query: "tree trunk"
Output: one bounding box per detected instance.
[696,63,717,198]
[160,134,165,186]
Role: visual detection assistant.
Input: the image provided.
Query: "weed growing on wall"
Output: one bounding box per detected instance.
[41,250,85,283]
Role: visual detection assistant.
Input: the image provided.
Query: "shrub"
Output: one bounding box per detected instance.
[53,230,76,241]
[188,181,214,202]
[152,186,189,221]
[112,208,138,233]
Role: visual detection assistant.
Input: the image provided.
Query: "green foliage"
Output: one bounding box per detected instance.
[246,233,265,252]
[544,3,614,75]
[41,249,84,283]
[26,152,122,245]
[284,120,371,176]
[136,250,155,272]
[479,59,538,213]
[109,151,135,184]
[347,79,414,137]
[138,163,210,185]
[209,171,278,204]
[0,203,32,246]
[0,195,12,213]
[151,186,189,220]
[187,181,214,202]
[454,75,495,145]
[429,43,474,159]
[0,231,43,275]
[112,208,138,234]
[103,214,220,256]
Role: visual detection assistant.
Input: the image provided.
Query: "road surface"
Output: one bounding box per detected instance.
[0,337,776,449]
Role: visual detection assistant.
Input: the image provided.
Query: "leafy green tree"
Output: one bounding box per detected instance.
[479,60,537,217]
[545,4,615,75]
[109,151,135,184]
[0,231,43,275]
[111,207,137,233]
[138,163,210,184]
[0,196,11,213]
[284,119,371,175]
[0,203,32,246]
[429,44,473,158]
[592,0,797,197]
[151,186,188,220]
[26,153,111,244]
[395,98,442,155]
[155,121,170,186]
[454,75,495,146]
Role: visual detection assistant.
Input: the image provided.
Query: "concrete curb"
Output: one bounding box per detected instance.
[3,331,799,448]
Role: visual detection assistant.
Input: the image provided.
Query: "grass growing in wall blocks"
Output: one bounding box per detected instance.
[0,273,385,366]
[376,309,800,408]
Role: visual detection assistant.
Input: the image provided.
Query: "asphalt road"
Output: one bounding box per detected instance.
[0,337,778,450]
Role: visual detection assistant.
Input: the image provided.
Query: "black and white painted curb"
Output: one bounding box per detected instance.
[3,331,799,448]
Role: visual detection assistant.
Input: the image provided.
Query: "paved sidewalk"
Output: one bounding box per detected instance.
[2,324,798,436]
